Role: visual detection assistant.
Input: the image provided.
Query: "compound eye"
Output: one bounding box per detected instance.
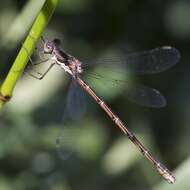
[47,43,51,49]
[44,41,53,53]
[47,43,52,50]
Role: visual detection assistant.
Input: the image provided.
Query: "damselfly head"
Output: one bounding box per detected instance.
[44,40,55,54]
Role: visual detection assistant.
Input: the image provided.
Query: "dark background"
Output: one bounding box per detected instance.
[0,0,189,189]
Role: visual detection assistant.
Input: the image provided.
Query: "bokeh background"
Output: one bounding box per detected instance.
[0,0,190,189]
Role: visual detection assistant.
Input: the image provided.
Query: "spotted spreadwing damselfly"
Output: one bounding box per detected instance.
[25,37,180,184]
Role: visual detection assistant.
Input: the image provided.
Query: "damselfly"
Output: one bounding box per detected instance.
[26,37,180,183]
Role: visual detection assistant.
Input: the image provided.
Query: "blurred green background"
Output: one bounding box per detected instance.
[0,0,190,189]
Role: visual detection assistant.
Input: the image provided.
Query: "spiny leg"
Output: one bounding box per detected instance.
[27,62,55,80]
[25,34,48,63]
[22,39,55,80]
[22,42,49,66]
[33,36,48,61]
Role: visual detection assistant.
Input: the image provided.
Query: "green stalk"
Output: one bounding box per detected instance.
[0,0,59,109]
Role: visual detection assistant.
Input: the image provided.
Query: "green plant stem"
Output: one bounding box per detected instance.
[0,0,59,109]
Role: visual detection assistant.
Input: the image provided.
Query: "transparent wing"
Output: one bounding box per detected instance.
[56,80,86,160]
[84,47,180,75]
[85,72,167,108]
[126,84,166,108]
[64,80,86,121]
